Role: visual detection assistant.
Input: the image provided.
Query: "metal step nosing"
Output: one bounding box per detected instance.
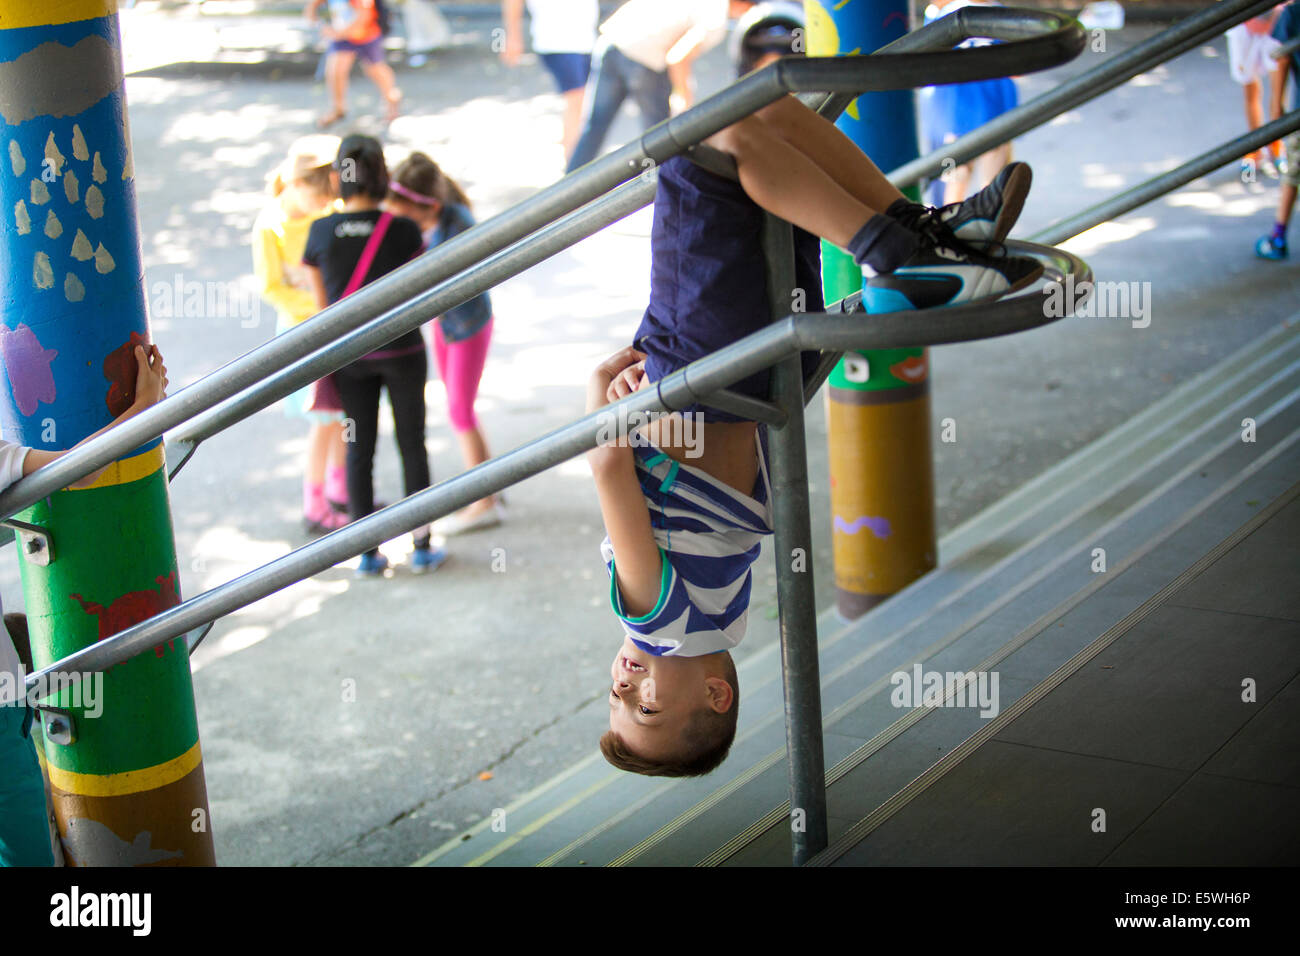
[807,469,1300,867]
[940,317,1300,559]
[709,423,1300,866]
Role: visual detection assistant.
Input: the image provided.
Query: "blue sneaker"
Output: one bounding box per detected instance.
[356,552,389,577]
[410,546,448,574]
[1255,234,1288,260]
[864,219,1043,313]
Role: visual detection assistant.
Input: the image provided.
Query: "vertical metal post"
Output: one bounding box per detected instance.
[762,212,828,865]
[0,0,215,864]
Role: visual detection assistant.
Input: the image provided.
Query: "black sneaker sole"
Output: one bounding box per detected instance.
[991,162,1031,243]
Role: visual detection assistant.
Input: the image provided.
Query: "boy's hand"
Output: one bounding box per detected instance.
[131,344,168,411]
[586,347,647,415]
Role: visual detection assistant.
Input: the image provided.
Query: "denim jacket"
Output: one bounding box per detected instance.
[427,203,493,342]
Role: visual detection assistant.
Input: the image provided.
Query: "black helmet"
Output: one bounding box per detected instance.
[732,1,806,77]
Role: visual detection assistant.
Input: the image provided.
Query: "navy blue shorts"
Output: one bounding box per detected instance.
[634,155,824,423]
[330,36,386,65]
[540,52,592,93]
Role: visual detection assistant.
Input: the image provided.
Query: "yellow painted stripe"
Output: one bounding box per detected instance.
[39,740,202,797]
[0,0,116,30]
[70,444,164,490]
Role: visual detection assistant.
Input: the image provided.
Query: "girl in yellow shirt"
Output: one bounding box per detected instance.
[252,136,350,534]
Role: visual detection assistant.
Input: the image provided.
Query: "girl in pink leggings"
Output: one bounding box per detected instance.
[386,153,504,534]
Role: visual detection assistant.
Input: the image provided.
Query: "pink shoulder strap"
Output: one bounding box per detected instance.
[341,211,393,298]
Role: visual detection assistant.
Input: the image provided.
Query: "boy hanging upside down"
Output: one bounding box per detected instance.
[588,93,1040,777]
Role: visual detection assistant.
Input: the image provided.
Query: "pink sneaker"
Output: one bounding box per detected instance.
[304,505,349,536]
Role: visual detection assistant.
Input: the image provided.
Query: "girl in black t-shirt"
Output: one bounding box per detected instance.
[302,134,445,577]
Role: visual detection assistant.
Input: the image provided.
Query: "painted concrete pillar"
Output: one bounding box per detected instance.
[804,0,937,619]
[0,0,214,865]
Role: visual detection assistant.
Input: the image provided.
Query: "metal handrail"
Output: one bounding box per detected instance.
[22,242,1092,691]
[156,0,1289,476]
[887,0,1280,189]
[1032,109,1300,247]
[0,6,1084,522]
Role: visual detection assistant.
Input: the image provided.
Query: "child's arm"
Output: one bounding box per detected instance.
[21,345,168,489]
[305,264,330,312]
[252,224,318,322]
[586,347,663,617]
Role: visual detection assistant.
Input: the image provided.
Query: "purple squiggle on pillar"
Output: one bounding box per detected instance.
[0,323,59,416]
[834,515,892,539]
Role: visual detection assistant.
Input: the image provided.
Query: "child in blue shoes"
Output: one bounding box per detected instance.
[1255,0,1299,260]
[587,92,1039,777]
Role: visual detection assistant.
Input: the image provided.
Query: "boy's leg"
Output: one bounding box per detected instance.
[714,96,1030,251]
[705,113,1040,309]
[752,94,906,214]
[707,114,884,249]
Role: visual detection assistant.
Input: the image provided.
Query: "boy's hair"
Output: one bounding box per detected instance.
[599,653,740,777]
[335,133,389,201]
[390,151,472,209]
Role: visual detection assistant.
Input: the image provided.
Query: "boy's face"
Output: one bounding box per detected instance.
[607,636,730,761]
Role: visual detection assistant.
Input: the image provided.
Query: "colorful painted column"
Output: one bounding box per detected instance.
[804,0,937,619]
[0,0,214,864]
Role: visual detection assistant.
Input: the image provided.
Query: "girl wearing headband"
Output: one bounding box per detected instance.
[386,153,504,536]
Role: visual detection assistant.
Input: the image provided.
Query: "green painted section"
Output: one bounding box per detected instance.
[823,237,926,392]
[16,466,199,776]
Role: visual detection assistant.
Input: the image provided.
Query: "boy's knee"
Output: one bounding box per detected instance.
[709,115,761,156]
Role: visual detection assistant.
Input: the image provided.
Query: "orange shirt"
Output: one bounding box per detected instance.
[329,0,382,45]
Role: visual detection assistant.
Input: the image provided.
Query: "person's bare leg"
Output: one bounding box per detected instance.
[321,50,355,126]
[325,420,347,470]
[971,143,1012,195]
[361,59,403,122]
[751,94,906,213]
[455,428,498,513]
[1279,184,1298,228]
[1244,79,1266,164]
[707,114,881,249]
[562,87,586,160]
[943,161,972,204]
[305,423,332,485]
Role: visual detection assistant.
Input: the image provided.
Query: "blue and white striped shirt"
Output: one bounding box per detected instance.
[601,430,773,656]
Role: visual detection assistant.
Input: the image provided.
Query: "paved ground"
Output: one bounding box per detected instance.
[4,7,1299,865]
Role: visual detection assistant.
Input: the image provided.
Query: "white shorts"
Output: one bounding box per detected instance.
[1227,24,1282,85]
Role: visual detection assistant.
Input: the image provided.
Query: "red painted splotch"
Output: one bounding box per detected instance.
[103,332,148,417]
[70,572,181,663]
[889,355,928,385]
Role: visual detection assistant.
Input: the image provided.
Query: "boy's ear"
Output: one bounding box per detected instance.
[704,675,734,714]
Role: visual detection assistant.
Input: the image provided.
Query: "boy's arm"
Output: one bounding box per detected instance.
[586,347,664,618]
[22,345,168,489]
